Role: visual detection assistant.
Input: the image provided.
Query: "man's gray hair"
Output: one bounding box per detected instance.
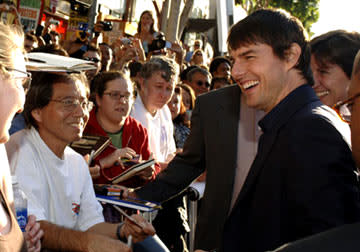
[187,67,211,82]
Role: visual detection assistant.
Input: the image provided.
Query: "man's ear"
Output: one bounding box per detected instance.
[138,77,145,92]
[31,109,42,124]
[285,43,302,70]
[95,94,101,108]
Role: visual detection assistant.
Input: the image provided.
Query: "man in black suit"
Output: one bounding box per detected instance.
[132,9,360,252]
[270,46,360,252]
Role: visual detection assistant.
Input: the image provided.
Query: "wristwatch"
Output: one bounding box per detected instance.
[116,222,127,242]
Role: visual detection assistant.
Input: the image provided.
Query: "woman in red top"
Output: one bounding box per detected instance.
[85,71,161,188]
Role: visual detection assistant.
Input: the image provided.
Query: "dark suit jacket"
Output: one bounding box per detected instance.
[136,84,360,251]
[272,222,360,252]
[137,85,242,250]
[222,85,360,252]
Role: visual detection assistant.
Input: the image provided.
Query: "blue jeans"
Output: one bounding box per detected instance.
[133,235,170,252]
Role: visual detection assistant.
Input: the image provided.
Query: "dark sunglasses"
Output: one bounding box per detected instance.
[83,57,100,63]
[332,92,360,124]
[196,80,210,88]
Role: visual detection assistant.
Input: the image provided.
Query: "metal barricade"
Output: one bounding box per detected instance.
[185,186,201,252]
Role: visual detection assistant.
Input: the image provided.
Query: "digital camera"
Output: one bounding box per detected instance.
[100,21,113,31]
[148,33,171,52]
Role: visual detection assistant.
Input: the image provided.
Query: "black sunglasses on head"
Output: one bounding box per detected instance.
[83,57,100,63]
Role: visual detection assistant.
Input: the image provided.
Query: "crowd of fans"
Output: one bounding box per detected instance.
[0,5,360,252]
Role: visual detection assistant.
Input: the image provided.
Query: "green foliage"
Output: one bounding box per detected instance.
[235,0,320,36]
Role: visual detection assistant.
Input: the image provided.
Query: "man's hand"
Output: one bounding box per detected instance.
[120,214,156,243]
[136,165,155,181]
[25,215,44,252]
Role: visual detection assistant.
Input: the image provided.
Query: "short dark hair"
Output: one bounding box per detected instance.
[311,30,360,79]
[31,44,68,56]
[128,61,143,78]
[24,72,88,129]
[180,65,199,81]
[227,8,313,85]
[209,56,231,75]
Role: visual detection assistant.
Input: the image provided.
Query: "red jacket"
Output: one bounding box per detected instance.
[84,109,161,187]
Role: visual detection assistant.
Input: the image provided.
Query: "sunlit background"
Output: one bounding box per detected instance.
[311,0,360,37]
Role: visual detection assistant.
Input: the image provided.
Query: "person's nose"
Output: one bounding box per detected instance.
[231,61,246,83]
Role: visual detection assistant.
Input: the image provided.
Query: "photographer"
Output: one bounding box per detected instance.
[111,36,146,71]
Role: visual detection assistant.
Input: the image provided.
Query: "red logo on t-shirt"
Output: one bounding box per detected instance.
[72,203,80,215]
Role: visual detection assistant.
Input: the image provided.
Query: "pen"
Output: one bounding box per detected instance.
[125,135,132,147]
[88,150,95,165]
[113,205,143,229]
[127,235,133,247]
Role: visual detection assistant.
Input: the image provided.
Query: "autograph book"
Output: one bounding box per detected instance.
[95,194,161,212]
[26,52,96,72]
[69,135,111,159]
[111,158,156,184]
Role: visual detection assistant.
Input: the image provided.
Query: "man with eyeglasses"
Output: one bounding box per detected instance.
[186,67,212,96]
[6,72,159,252]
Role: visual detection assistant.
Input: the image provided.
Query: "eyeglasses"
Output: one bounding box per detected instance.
[50,98,94,112]
[332,92,360,123]
[195,53,203,56]
[5,67,32,88]
[196,80,210,88]
[103,91,131,102]
[83,57,100,63]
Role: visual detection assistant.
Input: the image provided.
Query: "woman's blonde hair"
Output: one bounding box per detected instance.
[0,23,24,75]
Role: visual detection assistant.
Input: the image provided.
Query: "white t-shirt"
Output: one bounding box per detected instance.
[131,95,176,163]
[5,127,104,231]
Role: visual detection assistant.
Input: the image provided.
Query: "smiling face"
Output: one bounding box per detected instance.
[231,43,294,113]
[167,92,181,120]
[349,55,360,167]
[139,71,175,115]
[214,62,231,79]
[96,78,133,130]
[0,49,26,143]
[140,12,154,32]
[311,55,350,106]
[32,81,89,153]
[181,89,191,111]
[189,72,211,96]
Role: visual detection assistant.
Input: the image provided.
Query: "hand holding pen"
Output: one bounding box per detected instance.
[114,205,156,243]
